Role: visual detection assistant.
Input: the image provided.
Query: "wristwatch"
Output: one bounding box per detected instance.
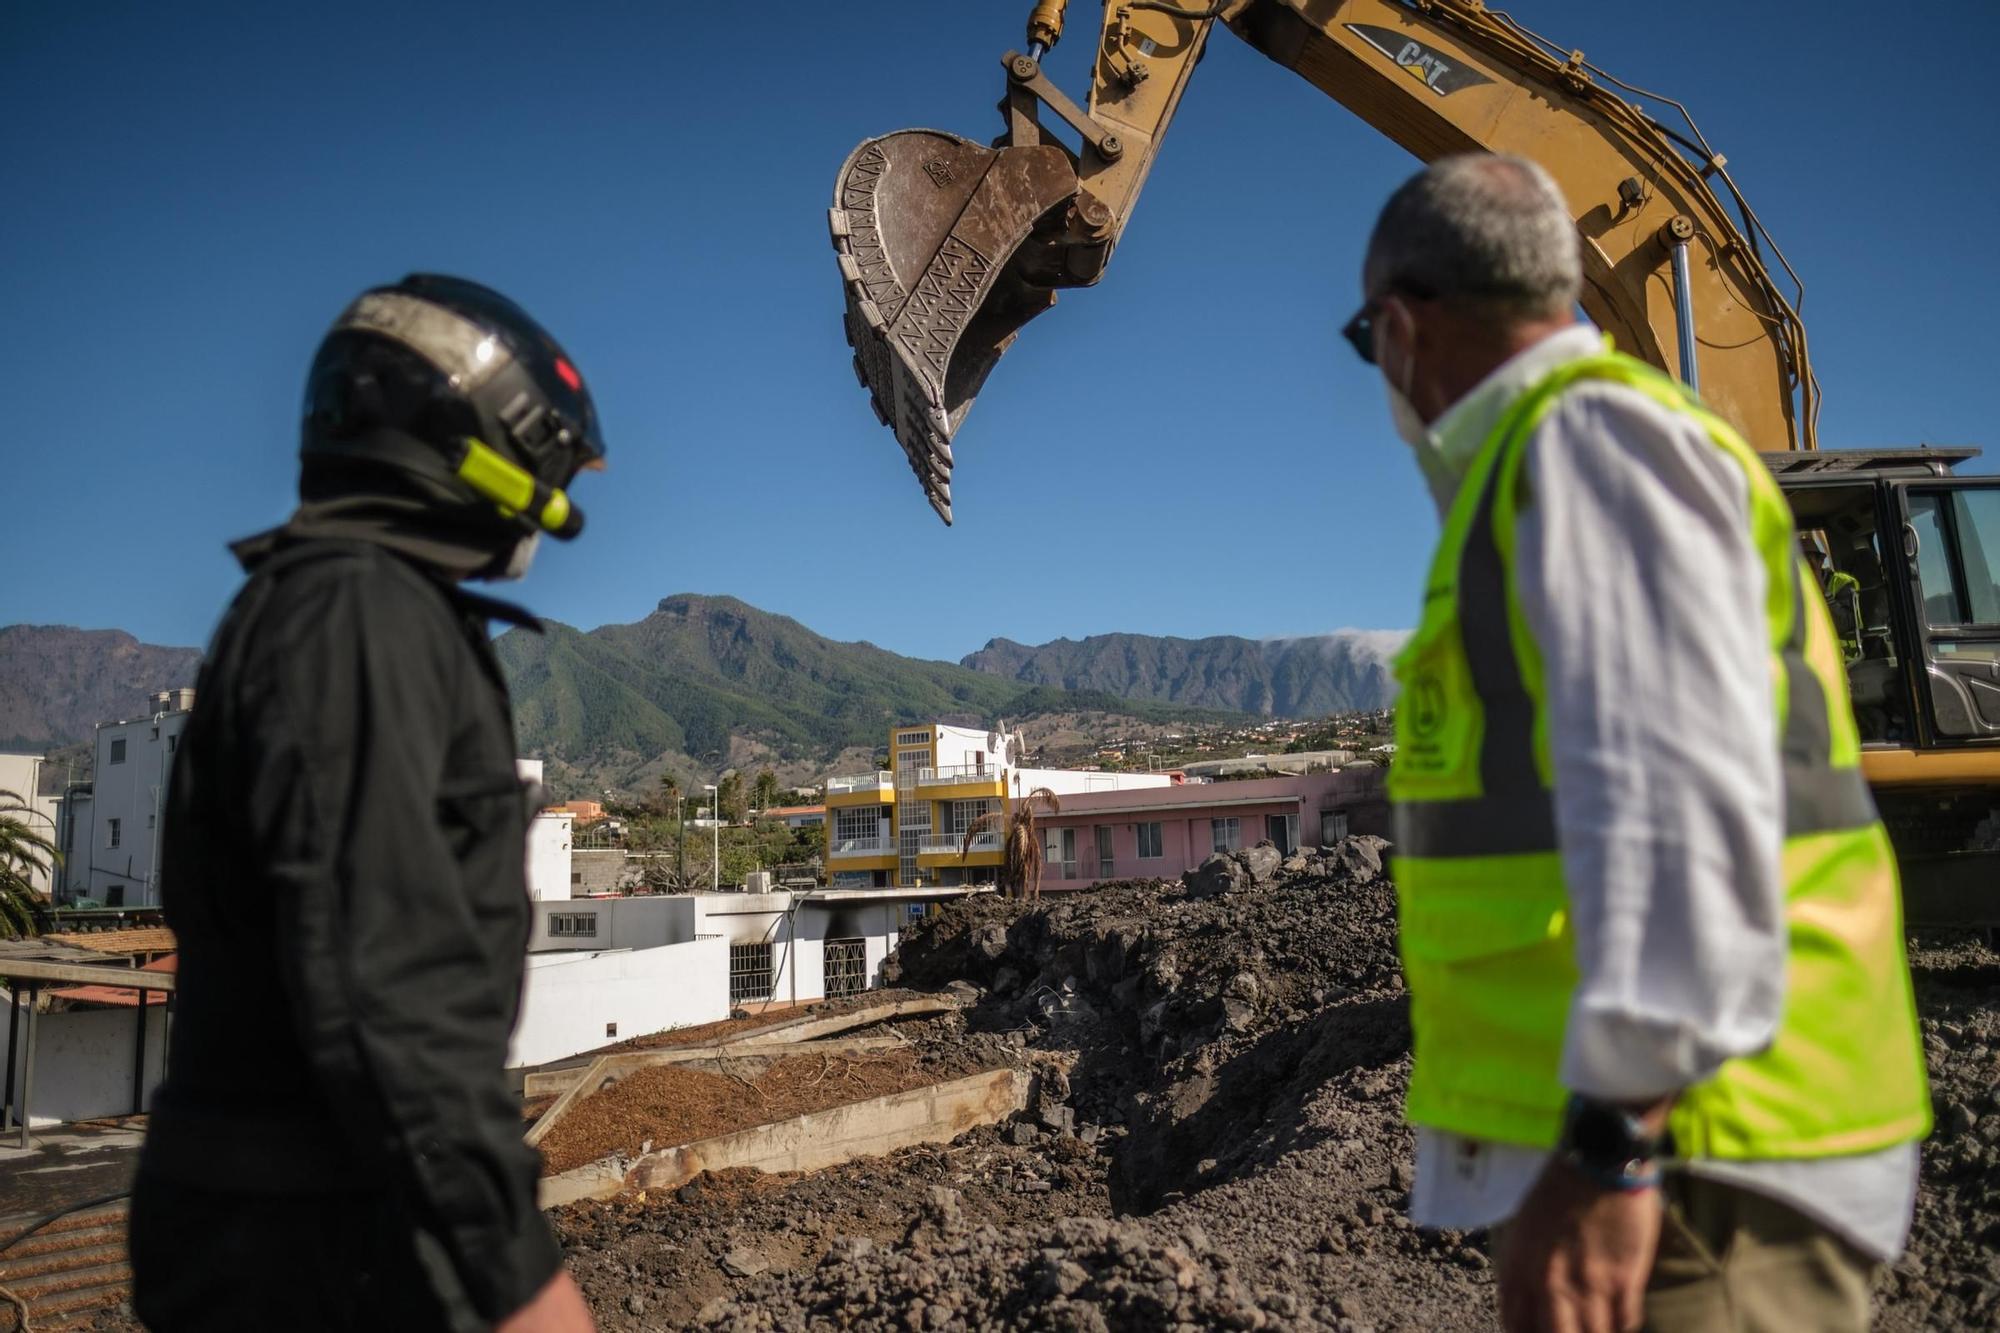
[1558,1094,1664,1192]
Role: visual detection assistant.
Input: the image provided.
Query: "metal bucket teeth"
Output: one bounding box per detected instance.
[830,129,1077,525]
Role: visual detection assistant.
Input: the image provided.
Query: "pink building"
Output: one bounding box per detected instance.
[1031,768,1388,891]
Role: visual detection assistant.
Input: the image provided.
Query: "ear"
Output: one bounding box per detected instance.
[1375,295,1414,375]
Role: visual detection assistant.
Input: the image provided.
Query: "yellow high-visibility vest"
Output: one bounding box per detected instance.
[1389,348,1930,1159]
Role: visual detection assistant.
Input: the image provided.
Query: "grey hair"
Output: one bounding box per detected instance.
[1363,153,1582,321]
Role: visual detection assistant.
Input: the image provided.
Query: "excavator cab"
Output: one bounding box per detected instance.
[1773,451,2000,924]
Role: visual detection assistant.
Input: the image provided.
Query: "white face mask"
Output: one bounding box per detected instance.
[1377,309,1454,512]
[496,532,541,581]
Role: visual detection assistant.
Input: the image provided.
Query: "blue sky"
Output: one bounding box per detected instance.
[4,1,1996,662]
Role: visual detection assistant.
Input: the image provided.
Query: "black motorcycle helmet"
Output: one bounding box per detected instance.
[302,274,605,539]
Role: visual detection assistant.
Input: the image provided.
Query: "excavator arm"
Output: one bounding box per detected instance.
[831,0,1818,523]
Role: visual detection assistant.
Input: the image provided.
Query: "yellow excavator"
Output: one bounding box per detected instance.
[829,0,2000,923]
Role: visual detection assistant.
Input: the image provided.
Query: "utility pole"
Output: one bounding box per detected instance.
[676,795,686,881]
[704,783,719,892]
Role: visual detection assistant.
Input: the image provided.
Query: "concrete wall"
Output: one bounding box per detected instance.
[526,810,574,901]
[1010,767,1174,799]
[1,1004,168,1127]
[508,935,729,1068]
[530,894,698,953]
[572,848,644,894]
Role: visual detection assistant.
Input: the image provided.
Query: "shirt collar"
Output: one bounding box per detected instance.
[1425,323,1606,508]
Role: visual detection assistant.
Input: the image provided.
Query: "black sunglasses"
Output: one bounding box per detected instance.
[1341,283,1433,365]
[1341,301,1385,365]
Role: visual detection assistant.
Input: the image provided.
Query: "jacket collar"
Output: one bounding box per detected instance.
[230,530,543,632]
[1422,324,1607,512]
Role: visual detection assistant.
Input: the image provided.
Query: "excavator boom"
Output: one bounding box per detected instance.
[832,0,1817,523]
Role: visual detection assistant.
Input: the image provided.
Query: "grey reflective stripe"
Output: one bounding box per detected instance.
[1460,418,1546,804]
[1398,414,1559,860]
[1395,790,1556,858]
[1777,560,1834,771]
[1775,562,1876,835]
[1784,763,1878,837]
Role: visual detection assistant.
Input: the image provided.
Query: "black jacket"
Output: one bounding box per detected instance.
[138,535,557,1323]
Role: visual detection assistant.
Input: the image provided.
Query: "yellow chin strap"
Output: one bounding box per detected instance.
[453,437,578,537]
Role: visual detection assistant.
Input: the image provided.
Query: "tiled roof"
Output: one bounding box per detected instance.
[43,927,178,956]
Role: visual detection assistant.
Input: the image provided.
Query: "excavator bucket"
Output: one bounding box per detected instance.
[830,130,1079,524]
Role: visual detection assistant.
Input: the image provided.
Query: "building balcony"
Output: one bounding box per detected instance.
[918,831,1002,857]
[825,771,894,803]
[828,836,889,859]
[915,765,1005,790]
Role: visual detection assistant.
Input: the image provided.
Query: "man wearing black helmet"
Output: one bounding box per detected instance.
[130,276,603,1332]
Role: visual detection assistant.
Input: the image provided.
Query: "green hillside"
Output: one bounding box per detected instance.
[494,594,1241,791]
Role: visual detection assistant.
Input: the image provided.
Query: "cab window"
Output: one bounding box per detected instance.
[1910,490,2000,629]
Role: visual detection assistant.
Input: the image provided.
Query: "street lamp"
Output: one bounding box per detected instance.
[703,784,719,892]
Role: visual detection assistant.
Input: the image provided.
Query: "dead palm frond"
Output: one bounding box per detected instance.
[962,787,1060,903]
[0,791,58,941]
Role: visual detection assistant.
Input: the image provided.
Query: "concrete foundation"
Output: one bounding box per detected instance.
[537,1066,1030,1209]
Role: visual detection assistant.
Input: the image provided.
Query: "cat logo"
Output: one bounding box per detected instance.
[1346,24,1495,98]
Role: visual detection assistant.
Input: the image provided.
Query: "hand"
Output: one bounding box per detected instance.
[1496,1158,1661,1333]
[496,1270,597,1333]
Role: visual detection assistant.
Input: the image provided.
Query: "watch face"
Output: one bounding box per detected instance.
[1566,1098,1650,1160]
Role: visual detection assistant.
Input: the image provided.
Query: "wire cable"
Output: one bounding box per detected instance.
[0,1192,131,1255]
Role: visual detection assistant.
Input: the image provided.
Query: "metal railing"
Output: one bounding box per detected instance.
[825,771,893,796]
[920,831,1002,855]
[916,764,1000,786]
[828,836,888,858]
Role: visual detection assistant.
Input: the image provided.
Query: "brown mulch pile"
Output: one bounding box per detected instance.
[537,1048,974,1177]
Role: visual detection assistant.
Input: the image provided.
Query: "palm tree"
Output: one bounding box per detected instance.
[961,787,1059,903]
[0,790,58,941]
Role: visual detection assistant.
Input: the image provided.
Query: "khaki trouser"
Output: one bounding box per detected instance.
[1494,1173,1878,1332]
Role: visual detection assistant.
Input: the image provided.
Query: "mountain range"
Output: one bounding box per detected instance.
[0,626,202,751]
[961,629,1407,718]
[1,598,1403,792]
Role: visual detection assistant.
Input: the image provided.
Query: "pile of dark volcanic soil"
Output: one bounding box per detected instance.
[557,841,2000,1332]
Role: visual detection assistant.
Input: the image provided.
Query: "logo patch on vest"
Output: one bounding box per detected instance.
[1346,24,1495,98]
[1407,673,1446,740]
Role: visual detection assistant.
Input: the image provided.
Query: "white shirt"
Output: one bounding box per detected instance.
[1402,324,1918,1260]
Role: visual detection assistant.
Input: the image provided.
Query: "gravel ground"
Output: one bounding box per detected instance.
[1878,930,2000,1331]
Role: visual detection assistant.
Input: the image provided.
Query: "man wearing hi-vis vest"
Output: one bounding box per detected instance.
[1341,156,1929,1333]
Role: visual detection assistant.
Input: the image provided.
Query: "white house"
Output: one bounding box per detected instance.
[0,753,61,896]
[507,883,981,1068]
[57,690,195,907]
